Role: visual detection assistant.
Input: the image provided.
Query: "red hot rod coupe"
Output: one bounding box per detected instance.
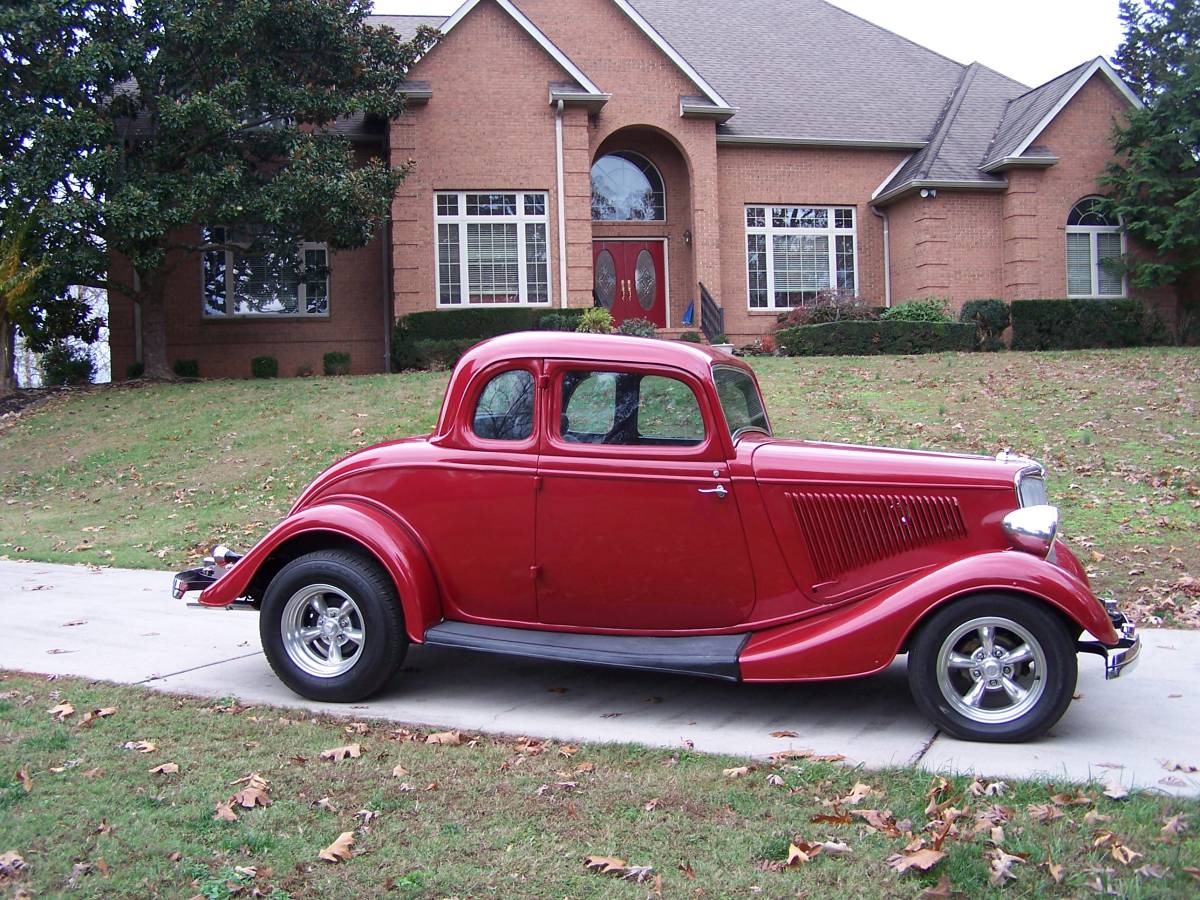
[174,333,1139,742]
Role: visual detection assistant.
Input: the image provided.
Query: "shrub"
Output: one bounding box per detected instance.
[576,307,614,334]
[776,320,976,356]
[323,351,351,376]
[678,331,703,343]
[616,317,657,337]
[40,342,94,385]
[250,355,278,379]
[880,298,953,323]
[711,334,729,345]
[172,359,199,378]
[774,291,878,329]
[391,307,586,370]
[412,338,479,369]
[126,361,145,379]
[959,299,1011,351]
[1010,299,1168,350]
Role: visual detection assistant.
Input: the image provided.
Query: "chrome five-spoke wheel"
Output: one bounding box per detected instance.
[281,584,366,677]
[935,616,1046,724]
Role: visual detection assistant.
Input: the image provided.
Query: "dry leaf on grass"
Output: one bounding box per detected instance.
[584,855,627,875]
[391,764,409,778]
[1050,792,1091,806]
[149,763,180,775]
[987,848,1027,885]
[1102,779,1129,801]
[1135,864,1168,879]
[851,809,901,836]
[643,798,661,811]
[353,809,380,825]
[121,740,156,753]
[77,707,117,729]
[811,810,852,825]
[1045,858,1066,884]
[766,773,785,787]
[887,848,946,874]
[1160,813,1188,840]
[785,841,824,868]
[48,701,75,721]
[722,765,755,778]
[1111,843,1143,865]
[830,782,873,807]
[230,774,270,809]
[1026,803,1064,824]
[16,769,31,793]
[212,802,238,823]
[318,831,355,863]
[319,744,362,761]
[425,731,464,746]
[1084,809,1113,826]
[818,840,852,856]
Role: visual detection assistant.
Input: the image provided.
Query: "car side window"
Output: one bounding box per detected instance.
[560,370,704,447]
[472,370,534,441]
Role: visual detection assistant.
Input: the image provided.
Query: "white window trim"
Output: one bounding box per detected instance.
[433,191,552,307]
[202,235,330,319]
[1066,225,1127,299]
[744,204,859,311]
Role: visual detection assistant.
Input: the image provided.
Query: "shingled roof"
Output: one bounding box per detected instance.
[373,1,1138,200]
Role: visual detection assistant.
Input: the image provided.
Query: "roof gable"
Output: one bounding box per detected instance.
[981,57,1143,171]
[613,0,731,110]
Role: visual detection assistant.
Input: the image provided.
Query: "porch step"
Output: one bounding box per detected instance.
[423,621,748,681]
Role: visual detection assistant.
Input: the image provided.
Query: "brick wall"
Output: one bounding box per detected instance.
[889,191,1005,304]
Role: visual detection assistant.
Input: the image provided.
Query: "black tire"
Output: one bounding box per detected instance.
[907,593,1077,742]
[260,549,407,702]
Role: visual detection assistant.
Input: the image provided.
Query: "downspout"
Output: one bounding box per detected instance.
[554,99,569,308]
[382,214,393,372]
[132,270,143,364]
[871,205,892,308]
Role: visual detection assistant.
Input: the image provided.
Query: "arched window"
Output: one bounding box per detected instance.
[1066,198,1124,297]
[590,152,665,221]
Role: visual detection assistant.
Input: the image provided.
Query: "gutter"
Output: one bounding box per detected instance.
[716,134,927,150]
[871,177,1009,207]
[554,99,569,309]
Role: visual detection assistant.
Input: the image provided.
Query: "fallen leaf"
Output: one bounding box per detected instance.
[1111,844,1143,865]
[48,701,75,721]
[231,773,270,808]
[584,855,627,875]
[1026,803,1064,824]
[834,782,873,807]
[770,730,798,738]
[1050,792,1091,806]
[1184,866,1200,882]
[1160,813,1188,840]
[16,768,31,792]
[987,848,1027,885]
[766,773,785,787]
[391,764,409,778]
[817,840,852,856]
[96,858,109,877]
[150,763,180,775]
[785,841,823,868]
[621,864,655,883]
[318,831,355,863]
[1160,759,1199,773]
[213,802,238,822]
[314,797,338,812]
[82,767,105,779]
[1135,863,1167,879]
[344,722,370,735]
[1084,809,1113,826]
[1102,780,1129,801]
[679,861,696,879]
[121,740,156,753]
[643,798,661,811]
[852,809,901,836]
[722,765,754,778]
[353,809,380,824]
[887,847,946,874]
[61,618,86,626]
[319,744,362,761]
[0,851,27,877]
[1046,857,1065,884]
[919,874,965,898]
[811,810,852,825]
[77,707,118,729]
[425,731,463,746]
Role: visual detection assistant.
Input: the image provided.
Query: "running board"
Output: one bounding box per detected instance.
[423,621,748,681]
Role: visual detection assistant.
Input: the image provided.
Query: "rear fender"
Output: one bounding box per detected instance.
[738,550,1117,682]
[197,500,441,643]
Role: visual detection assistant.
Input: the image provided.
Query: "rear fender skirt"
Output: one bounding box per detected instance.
[196,501,441,643]
[738,550,1117,682]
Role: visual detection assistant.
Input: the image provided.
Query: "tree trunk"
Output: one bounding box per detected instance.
[0,313,15,397]
[137,272,171,379]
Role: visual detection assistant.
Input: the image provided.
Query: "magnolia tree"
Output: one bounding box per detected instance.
[1102,0,1200,318]
[0,0,437,380]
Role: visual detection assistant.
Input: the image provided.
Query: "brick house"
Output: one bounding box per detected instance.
[109,0,1171,378]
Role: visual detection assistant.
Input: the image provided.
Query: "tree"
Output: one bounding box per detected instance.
[0,1,437,378]
[1101,0,1200,316]
[0,215,45,395]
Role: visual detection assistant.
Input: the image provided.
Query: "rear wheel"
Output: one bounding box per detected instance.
[260,549,406,702]
[907,594,1076,742]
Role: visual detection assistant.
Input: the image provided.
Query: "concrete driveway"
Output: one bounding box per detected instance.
[5,559,1199,796]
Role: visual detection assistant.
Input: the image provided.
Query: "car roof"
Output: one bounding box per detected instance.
[457,331,754,381]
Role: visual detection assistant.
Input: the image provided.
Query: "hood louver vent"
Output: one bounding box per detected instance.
[788,491,967,582]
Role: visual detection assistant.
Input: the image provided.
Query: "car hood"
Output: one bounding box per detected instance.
[750,438,1026,492]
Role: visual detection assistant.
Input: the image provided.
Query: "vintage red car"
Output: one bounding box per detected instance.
[174,332,1139,742]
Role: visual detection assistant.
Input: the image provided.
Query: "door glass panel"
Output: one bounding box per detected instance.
[473,370,534,440]
[560,370,702,446]
[593,249,616,309]
[634,249,656,310]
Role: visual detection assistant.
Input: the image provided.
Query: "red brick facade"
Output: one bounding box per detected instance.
[109,1,1173,377]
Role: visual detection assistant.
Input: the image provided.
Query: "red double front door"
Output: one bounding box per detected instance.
[592,240,667,328]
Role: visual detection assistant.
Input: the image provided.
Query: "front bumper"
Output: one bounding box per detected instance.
[171,565,218,600]
[1078,609,1141,680]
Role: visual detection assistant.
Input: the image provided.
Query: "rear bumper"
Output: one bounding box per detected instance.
[1078,609,1140,680]
[171,566,218,600]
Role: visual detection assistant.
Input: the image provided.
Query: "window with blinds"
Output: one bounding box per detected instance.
[1066,198,1125,298]
[202,227,328,317]
[434,192,551,306]
[744,205,857,309]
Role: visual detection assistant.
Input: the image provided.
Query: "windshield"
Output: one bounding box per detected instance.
[713,365,771,440]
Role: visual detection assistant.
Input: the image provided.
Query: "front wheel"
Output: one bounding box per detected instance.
[907,594,1076,742]
[260,549,407,702]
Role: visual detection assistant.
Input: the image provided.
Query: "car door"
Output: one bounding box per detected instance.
[534,361,756,630]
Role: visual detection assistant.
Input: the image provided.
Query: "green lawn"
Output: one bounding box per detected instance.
[0,348,1197,626]
[1,672,1197,898]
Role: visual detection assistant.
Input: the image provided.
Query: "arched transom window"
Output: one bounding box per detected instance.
[590,152,665,221]
[1066,197,1125,298]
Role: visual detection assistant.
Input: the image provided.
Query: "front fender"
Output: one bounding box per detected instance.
[738,550,1117,682]
[197,500,441,643]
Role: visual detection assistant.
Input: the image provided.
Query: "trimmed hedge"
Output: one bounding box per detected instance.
[959,299,1011,351]
[777,320,976,356]
[172,359,199,378]
[1010,298,1167,350]
[251,355,278,379]
[323,351,351,376]
[392,307,587,370]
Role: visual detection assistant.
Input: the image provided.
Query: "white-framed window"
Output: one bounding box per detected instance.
[434,191,551,306]
[1066,197,1125,298]
[202,226,329,317]
[744,205,857,309]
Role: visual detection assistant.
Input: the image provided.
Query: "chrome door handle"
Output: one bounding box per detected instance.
[698,485,729,499]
